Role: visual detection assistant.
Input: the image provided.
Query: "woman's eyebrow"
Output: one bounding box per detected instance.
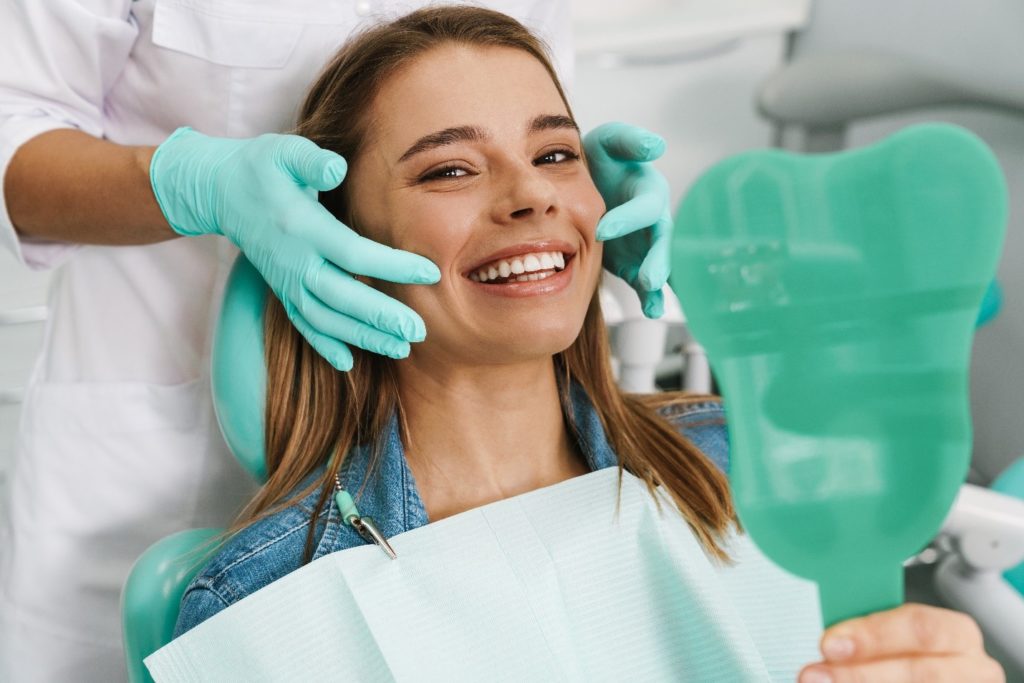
[529,114,578,134]
[398,125,485,162]
[397,114,578,163]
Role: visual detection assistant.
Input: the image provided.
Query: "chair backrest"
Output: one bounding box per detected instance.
[121,529,224,683]
[121,256,269,681]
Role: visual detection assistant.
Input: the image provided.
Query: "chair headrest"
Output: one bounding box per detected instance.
[211,255,268,483]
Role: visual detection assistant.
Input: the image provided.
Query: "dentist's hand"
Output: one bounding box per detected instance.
[798,603,1004,683]
[584,122,673,319]
[149,127,439,371]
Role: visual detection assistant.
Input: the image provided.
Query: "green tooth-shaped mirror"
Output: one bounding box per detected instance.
[670,123,1006,627]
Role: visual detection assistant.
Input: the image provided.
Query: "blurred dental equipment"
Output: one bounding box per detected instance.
[932,480,1024,660]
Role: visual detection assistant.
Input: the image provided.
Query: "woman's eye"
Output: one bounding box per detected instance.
[421,165,469,182]
[535,149,580,165]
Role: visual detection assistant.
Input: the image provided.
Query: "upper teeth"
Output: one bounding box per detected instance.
[470,251,567,283]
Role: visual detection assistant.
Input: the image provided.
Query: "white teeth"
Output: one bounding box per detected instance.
[470,250,569,283]
[511,271,554,283]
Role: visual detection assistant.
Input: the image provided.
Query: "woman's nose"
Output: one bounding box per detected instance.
[492,163,558,224]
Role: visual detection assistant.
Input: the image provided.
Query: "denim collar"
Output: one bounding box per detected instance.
[311,382,619,560]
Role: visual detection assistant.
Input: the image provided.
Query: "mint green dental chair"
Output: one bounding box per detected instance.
[121,256,269,682]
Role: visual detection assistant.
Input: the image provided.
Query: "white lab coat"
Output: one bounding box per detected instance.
[0,1,572,680]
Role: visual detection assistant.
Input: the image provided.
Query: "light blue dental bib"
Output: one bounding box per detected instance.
[147,468,823,681]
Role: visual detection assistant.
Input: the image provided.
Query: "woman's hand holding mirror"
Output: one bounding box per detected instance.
[799,603,1003,683]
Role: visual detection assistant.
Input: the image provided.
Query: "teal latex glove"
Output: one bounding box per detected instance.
[149,127,440,371]
[584,122,672,319]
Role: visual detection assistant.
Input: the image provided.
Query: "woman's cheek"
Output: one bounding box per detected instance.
[565,180,606,241]
[587,241,604,290]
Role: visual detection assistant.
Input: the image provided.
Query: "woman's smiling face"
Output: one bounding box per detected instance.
[346,43,605,366]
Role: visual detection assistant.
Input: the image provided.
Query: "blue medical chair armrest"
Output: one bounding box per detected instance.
[121,528,224,683]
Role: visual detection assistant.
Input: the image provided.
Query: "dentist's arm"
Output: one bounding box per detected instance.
[6,129,171,244]
[5,127,438,371]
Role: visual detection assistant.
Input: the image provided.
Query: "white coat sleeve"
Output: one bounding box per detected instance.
[0,0,138,270]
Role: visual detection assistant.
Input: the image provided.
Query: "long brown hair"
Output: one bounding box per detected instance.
[240,6,740,563]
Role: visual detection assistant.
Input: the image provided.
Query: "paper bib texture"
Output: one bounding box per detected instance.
[147,468,823,681]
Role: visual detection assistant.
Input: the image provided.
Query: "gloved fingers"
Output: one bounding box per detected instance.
[596,187,664,242]
[610,262,642,288]
[277,135,348,192]
[636,209,673,292]
[586,122,666,163]
[313,217,441,285]
[606,259,664,318]
[309,263,427,342]
[298,291,413,360]
[284,304,356,372]
[640,288,665,319]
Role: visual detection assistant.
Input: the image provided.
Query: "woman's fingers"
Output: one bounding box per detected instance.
[823,604,984,662]
[798,604,1004,683]
[801,653,1005,683]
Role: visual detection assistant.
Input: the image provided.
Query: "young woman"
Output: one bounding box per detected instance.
[175,7,1002,682]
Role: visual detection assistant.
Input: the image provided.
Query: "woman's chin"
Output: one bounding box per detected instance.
[416,323,584,367]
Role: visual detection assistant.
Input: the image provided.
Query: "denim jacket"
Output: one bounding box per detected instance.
[174,385,729,637]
